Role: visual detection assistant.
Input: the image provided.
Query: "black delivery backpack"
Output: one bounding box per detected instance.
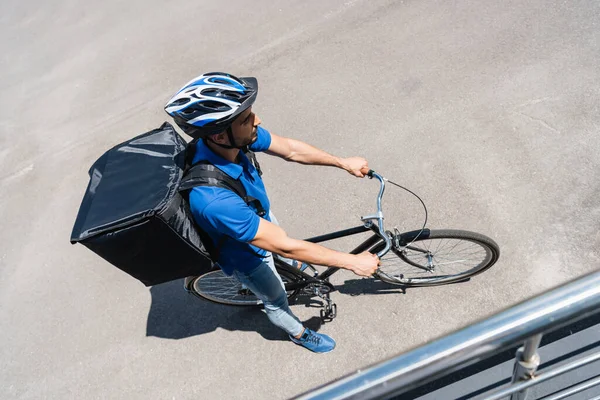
[70,122,214,286]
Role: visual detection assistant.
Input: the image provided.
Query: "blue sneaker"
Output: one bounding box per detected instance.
[290,329,336,353]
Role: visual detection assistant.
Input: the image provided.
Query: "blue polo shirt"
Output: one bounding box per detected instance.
[188,126,272,275]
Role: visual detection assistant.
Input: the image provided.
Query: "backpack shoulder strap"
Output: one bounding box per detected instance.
[179,161,247,199]
[179,161,266,217]
[241,146,263,177]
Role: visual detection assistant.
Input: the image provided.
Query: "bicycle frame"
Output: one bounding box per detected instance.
[190,170,496,314]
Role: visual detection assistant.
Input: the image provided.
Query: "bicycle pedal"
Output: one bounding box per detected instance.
[330,303,337,319]
[320,303,338,321]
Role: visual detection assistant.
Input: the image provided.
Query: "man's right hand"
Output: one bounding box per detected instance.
[348,252,380,277]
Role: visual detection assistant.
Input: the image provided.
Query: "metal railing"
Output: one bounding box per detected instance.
[294,269,600,400]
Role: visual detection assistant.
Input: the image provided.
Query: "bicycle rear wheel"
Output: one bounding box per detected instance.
[189,261,301,306]
[371,229,499,286]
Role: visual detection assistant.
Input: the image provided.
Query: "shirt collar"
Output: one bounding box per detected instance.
[192,140,249,180]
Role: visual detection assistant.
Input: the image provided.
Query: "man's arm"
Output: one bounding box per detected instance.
[250,218,379,277]
[265,132,370,177]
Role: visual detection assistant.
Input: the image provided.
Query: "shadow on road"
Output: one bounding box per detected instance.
[335,277,473,297]
[146,280,322,340]
[336,278,407,296]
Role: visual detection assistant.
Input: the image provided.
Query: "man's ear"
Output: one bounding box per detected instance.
[209,131,228,144]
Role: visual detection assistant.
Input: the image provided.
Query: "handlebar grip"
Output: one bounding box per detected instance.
[366,169,375,178]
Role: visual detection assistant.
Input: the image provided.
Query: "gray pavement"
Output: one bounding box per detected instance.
[1,0,599,399]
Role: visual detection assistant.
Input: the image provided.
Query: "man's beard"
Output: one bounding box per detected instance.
[242,132,258,147]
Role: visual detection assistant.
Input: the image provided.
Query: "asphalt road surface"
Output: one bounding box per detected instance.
[1,0,599,399]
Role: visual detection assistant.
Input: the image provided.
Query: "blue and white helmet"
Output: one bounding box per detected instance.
[164,72,258,138]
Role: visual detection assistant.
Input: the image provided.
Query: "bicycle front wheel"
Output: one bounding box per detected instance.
[189,263,300,306]
[371,229,500,286]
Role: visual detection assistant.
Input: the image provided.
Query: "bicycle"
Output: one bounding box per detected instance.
[185,170,500,321]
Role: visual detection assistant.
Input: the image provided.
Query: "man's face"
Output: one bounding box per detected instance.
[229,107,261,147]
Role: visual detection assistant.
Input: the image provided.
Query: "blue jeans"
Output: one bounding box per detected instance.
[232,253,304,337]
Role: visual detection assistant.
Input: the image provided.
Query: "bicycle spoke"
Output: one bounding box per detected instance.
[193,269,297,305]
[377,235,494,283]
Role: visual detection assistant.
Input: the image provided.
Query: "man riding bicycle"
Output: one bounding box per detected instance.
[164,72,380,353]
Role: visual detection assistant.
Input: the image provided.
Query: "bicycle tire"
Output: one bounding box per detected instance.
[189,260,301,306]
[371,229,499,286]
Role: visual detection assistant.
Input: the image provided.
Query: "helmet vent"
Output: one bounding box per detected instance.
[201,101,231,111]
[224,91,243,99]
[171,98,190,106]
[211,78,232,85]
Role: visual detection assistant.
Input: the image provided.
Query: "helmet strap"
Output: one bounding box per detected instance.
[206,126,246,150]
[226,126,240,149]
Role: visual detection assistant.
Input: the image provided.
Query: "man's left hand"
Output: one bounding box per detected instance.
[341,157,370,178]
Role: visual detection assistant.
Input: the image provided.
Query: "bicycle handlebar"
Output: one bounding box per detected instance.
[362,170,391,258]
